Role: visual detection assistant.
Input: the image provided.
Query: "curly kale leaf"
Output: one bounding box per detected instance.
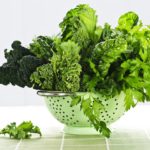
[30,63,54,90]
[29,36,59,61]
[19,56,44,87]
[4,41,32,62]
[0,41,44,87]
[0,121,42,139]
[51,41,81,92]
[59,4,102,49]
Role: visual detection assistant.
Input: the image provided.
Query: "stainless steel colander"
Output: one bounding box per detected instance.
[37,91,125,134]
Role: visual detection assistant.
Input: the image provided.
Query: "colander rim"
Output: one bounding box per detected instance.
[37,90,75,97]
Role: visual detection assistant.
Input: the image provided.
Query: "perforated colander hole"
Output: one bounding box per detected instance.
[66,115,68,117]
[115,98,117,101]
[72,114,75,117]
[87,120,90,122]
[63,111,65,114]
[116,103,119,106]
[73,122,76,125]
[60,104,62,107]
[113,112,115,115]
[57,99,59,102]
[76,120,79,122]
[72,110,74,112]
[63,97,65,100]
[70,117,72,120]
[115,107,118,110]
[67,101,70,103]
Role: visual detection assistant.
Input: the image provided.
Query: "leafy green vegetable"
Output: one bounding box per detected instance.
[29,36,59,61]
[30,63,54,90]
[30,40,81,92]
[60,4,102,90]
[100,23,122,41]
[59,4,102,49]
[0,41,44,87]
[0,121,42,139]
[92,37,127,78]
[51,40,81,92]
[117,11,139,31]
[71,93,111,137]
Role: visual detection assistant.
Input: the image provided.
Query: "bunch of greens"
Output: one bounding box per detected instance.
[0,121,42,139]
[1,4,150,138]
[30,40,81,92]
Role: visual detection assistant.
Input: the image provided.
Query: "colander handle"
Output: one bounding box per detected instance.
[37,90,74,97]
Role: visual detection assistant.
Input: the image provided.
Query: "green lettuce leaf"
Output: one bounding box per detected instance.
[117,11,139,31]
[59,4,102,49]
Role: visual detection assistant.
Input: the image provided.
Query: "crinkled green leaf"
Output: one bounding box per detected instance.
[51,41,81,92]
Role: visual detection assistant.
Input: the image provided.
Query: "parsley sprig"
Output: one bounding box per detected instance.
[0,121,42,139]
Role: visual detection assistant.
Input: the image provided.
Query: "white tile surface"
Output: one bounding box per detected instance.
[0,104,150,150]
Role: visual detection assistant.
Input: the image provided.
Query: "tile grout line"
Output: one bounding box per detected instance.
[59,136,146,140]
[15,139,22,150]
[60,133,64,150]
[144,129,150,140]
[57,143,150,146]
[105,138,110,150]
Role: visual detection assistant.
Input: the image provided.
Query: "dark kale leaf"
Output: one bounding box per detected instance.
[0,41,44,88]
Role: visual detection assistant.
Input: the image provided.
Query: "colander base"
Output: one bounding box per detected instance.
[63,126,99,135]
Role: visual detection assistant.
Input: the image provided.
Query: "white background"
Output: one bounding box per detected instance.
[0,0,150,106]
